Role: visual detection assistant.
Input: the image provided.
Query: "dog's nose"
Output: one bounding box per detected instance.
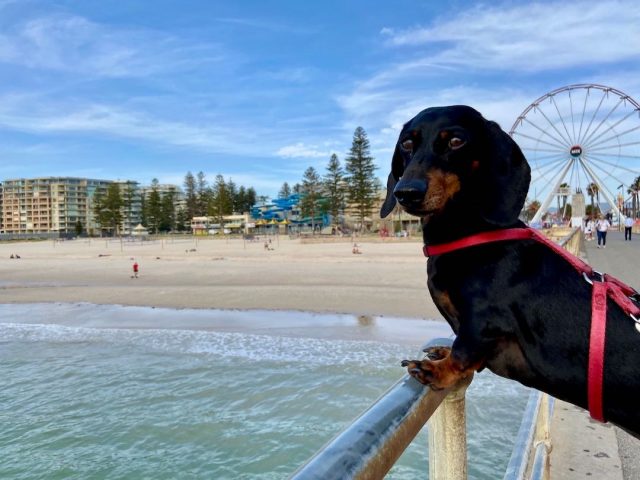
[394,179,426,207]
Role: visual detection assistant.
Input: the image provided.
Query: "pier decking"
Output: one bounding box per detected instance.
[549,230,640,479]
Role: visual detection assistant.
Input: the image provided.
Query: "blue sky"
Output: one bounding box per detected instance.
[1,0,639,199]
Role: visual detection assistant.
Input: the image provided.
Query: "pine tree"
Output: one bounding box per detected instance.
[226,179,237,213]
[300,166,322,232]
[159,189,176,232]
[279,182,292,198]
[323,153,345,226]
[235,186,246,213]
[93,183,124,236]
[345,127,377,232]
[122,181,138,235]
[244,187,257,212]
[175,207,189,232]
[145,178,163,234]
[210,174,233,231]
[196,171,208,216]
[183,172,198,221]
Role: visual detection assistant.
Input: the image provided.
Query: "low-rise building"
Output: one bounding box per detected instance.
[191,213,252,235]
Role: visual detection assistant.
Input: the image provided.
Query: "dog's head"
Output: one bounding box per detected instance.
[380,105,530,226]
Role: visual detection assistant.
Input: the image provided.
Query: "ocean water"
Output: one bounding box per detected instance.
[0,304,530,479]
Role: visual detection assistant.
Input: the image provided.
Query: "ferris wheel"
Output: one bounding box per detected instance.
[510,84,640,224]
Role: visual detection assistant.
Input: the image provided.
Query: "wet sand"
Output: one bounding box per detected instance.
[0,303,452,346]
[0,236,442,320]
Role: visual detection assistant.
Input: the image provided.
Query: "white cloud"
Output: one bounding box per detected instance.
[0,94,294,159]
[275,142,333,158]
[0,13,223,77]
[382,1,640,72]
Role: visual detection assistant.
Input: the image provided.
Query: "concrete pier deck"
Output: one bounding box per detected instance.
[549,230,640,479]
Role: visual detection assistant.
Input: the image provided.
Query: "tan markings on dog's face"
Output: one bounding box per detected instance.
[424,169,461,213]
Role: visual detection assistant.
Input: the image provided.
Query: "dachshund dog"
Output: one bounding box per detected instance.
[380,105,640,438]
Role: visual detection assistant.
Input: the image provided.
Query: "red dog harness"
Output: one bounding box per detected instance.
[423,227,640,422]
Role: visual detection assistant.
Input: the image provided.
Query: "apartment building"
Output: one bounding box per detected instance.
[1,177,113,237]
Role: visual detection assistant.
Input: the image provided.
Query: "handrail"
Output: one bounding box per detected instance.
[503,391,555,480]
[290,338,472,480]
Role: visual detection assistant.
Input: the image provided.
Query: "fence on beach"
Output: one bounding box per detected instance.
[291,227,583,480]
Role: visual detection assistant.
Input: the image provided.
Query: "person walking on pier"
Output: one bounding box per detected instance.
[624,214,633,241]
[132,261,139,278]
[584,217,594,241]
[596,215,611,248]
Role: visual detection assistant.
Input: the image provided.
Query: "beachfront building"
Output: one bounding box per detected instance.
[0,177,114,238]
[371,192,421,236]
[0,182,3,233]
[191,213,252,235]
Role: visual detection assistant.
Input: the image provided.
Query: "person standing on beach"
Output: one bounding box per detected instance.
[596,215,611,248]
[624,214,634,241]
[132,261,139,278]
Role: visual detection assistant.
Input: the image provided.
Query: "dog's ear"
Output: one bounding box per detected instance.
[380,142,406,218]
[479,121,531,226]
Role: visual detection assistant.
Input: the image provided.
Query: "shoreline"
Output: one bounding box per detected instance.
[0,236,444,320]
[0,302,453,347]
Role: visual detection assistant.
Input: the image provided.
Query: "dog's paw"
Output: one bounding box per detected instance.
[401,359,442,389]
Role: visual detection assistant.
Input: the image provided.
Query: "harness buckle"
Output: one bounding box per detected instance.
[583,270,605,285]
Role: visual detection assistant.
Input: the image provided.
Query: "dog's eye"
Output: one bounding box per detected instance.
[449,137,466,150]
[401,139,414,153]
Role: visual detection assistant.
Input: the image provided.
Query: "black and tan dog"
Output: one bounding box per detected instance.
[380,105,640,438]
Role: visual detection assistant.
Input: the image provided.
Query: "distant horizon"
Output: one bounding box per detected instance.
[1,1,639,199]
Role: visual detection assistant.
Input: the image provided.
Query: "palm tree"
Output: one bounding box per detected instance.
[627,176,640,218]
[587,182,600,216]
[525,200,541,222]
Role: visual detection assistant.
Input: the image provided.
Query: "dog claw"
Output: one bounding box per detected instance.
[422,346,451,360]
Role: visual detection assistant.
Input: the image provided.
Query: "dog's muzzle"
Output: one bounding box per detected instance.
[393,179,427,210]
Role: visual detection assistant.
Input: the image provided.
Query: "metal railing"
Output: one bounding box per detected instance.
[292,227,583,480]
[503,391,554,480]
[290,338,472,480]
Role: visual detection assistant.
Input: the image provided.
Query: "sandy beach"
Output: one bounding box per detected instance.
[0,236,442,320]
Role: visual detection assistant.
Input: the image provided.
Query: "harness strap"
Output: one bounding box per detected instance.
[588,282,607,422]
[423,226,640,423]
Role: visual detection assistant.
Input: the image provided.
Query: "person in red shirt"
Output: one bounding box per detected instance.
[133,261,139,278]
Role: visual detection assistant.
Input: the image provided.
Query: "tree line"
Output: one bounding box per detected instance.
[92,174,257,235]
[279,126,380,231]
[182,172,257,227]
[92,125,381,235]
